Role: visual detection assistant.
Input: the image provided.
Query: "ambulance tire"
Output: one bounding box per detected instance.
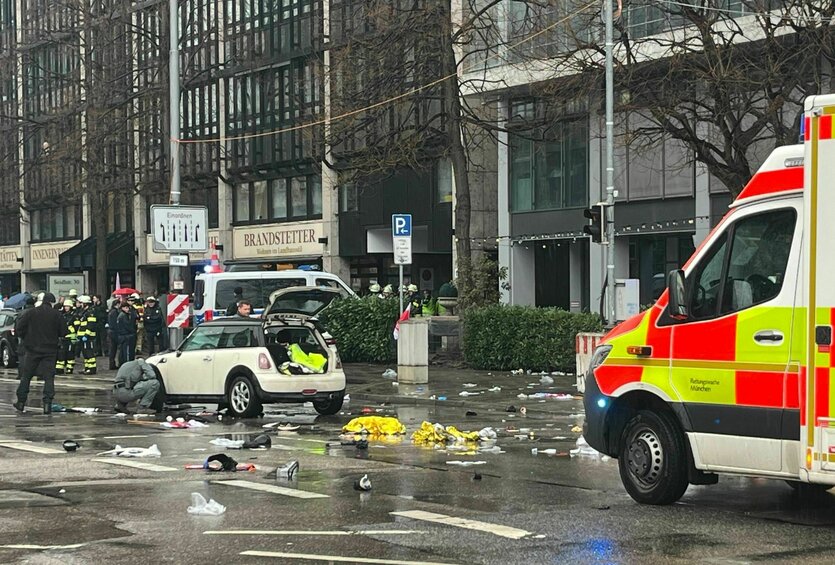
[619,410,689,505]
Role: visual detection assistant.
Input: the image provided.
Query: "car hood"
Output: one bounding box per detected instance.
[263,287,341,321]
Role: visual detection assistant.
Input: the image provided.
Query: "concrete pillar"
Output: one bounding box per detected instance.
[497,99,511,304]
[510,243,535,306]
[397,318,429,384]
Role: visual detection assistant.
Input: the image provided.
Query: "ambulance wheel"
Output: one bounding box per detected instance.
[619,410,689,505]
[227,375,262,418]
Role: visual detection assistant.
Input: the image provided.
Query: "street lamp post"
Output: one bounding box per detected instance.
[168,0,183,347]
[604,0,617,326]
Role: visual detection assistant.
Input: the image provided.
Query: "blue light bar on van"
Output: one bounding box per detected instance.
[297,265,320,271]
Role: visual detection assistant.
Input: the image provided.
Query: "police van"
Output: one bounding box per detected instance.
[193,270,355,324]
[584,94,835,504]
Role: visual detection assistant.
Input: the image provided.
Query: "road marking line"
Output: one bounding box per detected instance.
[390,510,533,540]
[214,480,329,499]
[205,530,425,536]
[0,378,107,390]
[91,458,178,472]
[1,543,87,550]
[0,442,64,455]
[240,551,458,564]
[102,435,150,440]
[267,436,328,444]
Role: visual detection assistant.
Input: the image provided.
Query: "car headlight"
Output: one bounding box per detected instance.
[588,344,612,374]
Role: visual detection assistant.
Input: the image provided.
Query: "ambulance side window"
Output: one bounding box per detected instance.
[687,208,796,320]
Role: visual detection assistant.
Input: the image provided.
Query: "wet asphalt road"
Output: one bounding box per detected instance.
[2,366,835,564]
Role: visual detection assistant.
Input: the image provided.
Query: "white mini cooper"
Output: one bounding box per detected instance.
[147,288,345,417]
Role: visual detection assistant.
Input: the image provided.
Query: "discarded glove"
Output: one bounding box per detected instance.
[342,416,405,436]
[187,492,226,516]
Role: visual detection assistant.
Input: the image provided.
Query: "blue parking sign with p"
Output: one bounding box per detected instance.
[392,214,412,237]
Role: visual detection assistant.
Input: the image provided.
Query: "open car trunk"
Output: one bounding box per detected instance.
[264,286,342,320]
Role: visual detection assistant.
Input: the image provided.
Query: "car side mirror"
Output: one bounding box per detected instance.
[667,269,688,321]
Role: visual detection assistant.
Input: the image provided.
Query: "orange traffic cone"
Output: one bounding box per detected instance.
[208,243,223,273]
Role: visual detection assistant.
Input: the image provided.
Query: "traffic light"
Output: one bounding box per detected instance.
[583,204,606,243]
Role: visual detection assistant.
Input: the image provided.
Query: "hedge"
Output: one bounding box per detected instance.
[318,297,400,363]
[462,305,603,372]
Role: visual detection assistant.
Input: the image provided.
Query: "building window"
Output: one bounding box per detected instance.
[510,118,588,212]
[233,174,322,224]
[30,205,81,242]
[437,159,453,203]
[339,182,358,212]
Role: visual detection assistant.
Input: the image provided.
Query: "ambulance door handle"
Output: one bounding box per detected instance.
[754,330,784,344]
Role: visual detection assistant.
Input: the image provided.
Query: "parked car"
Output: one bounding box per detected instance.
[147,287,345,417]
[0,309,20,369]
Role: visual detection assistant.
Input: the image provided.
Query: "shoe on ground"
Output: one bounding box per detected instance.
[113,403,131,414]
[12,401,25,413]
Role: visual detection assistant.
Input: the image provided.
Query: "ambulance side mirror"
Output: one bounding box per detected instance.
[667,269,688,321]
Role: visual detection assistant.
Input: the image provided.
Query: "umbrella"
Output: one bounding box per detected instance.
[3,292,31,310]
[113,288,138,297]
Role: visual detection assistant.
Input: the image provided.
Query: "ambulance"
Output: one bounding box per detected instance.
[584,94,835,505]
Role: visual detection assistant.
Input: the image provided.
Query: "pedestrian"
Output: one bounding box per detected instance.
[131,293,145,355]
[234,299,253,319]
[91,295,107,356]
[56,299,78,375]
[13,292,64,414]
[225,286,244,316]
[116,302,137,365]
[144,297,166,355]
[112,357,161,414]
[75,295,98,375]
[107,300,121,370]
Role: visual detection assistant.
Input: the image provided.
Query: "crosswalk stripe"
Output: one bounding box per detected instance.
[0,441,64,454]
[1,544,87,550]
[214,479,329,499]
[240,551,458,564]
[390,510,533,540]
[205,530,425,536]
[103,435,150,440]
[91,458,178,472]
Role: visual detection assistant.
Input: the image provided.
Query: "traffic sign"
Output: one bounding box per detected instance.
[169,254,189,267]
[392,214,412,265]
[151,205,209,252]
[392,214,412,237]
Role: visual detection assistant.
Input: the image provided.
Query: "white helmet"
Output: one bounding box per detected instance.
[369,283,381,293]
[131,292,141,300]
[408,284,418,293]
[77,295,92,304]
[63,299,74,307]
[68,289,78,297]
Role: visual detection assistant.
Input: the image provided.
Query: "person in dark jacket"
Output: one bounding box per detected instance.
[115,302,137,366]
[143,297,167,355]
[13,292,64,414]
[226,287,244,316]
[91,295,107,356]
[107,301,121,370]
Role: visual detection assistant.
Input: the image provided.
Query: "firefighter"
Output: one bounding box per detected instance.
[75,295,98,375]
[407,283,421,316]
[131,293,145,355]
[368,283,382,298]
[56,299,78,375]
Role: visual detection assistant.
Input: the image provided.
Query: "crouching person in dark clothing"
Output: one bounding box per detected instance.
[113,358,161,414]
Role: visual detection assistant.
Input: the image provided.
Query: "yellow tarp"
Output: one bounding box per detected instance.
[342,416,406,436]
[412,421,480,445]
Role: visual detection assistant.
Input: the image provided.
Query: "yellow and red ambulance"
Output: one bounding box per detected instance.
[584,94,835,504]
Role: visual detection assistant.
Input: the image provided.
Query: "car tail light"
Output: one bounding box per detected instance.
[258,352,271,370]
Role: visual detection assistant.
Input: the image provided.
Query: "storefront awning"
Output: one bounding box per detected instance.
[59,232,135,272]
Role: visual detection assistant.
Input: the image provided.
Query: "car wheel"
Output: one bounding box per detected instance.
[313,391,345,416]
[227,375,262,418]
[0,344,11,369]
[618,410,689,505]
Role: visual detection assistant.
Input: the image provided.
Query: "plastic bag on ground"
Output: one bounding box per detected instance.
[342,416,405,436]
[570,436,601,458]
[477,427,497,441]
[382,369,397,379]
[459,391,481,397]
[187,492,226,516]
[210,438,244,449]
[540,376,554,385]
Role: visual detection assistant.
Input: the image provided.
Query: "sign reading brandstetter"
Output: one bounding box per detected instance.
[233,221,323,260]
[151,205,208,253]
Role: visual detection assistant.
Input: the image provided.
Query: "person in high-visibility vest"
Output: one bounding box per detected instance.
[56,300,78,375]
[75,295,98,375]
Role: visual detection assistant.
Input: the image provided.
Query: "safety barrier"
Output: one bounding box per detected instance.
[575,332,605,393]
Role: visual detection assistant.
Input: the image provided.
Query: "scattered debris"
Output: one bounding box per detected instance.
[382,369,397,379]
[531,448,557,456]
[355,439,369,450]
[570,436,601,458]
[571,426,583,433]
[242,434,272,449]
[58,489,66,494]
[162,417,209,429]
[392,382,399,387]
[540,376,554,385]
[342,416,406,436]
[62,440,80,453]
[478,427,497,441]
[459,391,482,397]
[262,422,301,432]
[446,461,487,467]
[462,383,477,388]
[465,411,478,417]
[479,446,505,454]
[505,405,517,413]
[517,393,574,400]
[473,472,482,481]
[344,394,351,403]
[520,407,527,416]
[187,492,226,516]
[488,386,502,392]
[210,438,244,449]
[354,474,372,491]
[511,369,524,375]
[97,444,161,458]
[278,460,299,479]
[412,422,481,445]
